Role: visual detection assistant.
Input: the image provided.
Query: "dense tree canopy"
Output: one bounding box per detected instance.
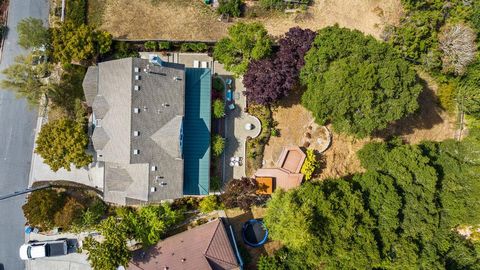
[459,63,480,118]
[301,26,422,137]
[22,189,65,229]
[220,178,267,211]
[51,21,112,64]
[243,27,316,105]
[213,22,272,76]
[35,118,92,171]
[83,204,184,270]
[83,216,132,270]
[264,136,480,269]
[16,17,50,49]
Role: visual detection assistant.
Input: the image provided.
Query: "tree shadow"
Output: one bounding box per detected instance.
[225,211,267,270]
[374,79,445,139]
[131,245,161,265]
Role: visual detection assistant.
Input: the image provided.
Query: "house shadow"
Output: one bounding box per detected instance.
[373,80,445,140]
[131,245,161,265]
[222,101,241,183]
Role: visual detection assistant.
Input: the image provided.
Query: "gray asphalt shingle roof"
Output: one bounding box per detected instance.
[89,57,187,204]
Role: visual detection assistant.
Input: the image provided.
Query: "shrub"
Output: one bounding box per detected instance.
[211,134,225,157]
[300,149,319,180]
[438,82,457,113]
[158,41,172,50]
[199,195,222,213]
[212,99,225,119]
[196,42,208,52]
[213,77,225,92]
[113,41,139,58]
[220,178,267,211]
[144,41,158,51]
[218,0,243,17]
[210,175,222,191]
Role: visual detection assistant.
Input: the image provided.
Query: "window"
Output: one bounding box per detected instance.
[133,149,140,155]
[95,118,102,127]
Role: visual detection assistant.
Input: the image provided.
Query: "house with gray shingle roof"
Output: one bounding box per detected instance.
[83,57,211,205]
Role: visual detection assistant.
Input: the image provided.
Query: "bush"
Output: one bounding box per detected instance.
[220,178,267,211]
[158,41,172,50]
[113,41,139,58]
[211,134,225,157]
[438,82,457,113]
[199,195,222,213]
[144,41,158,51]
[212,99,225,119]
[300,149,319,180]
[213,77,225,92]
[66,0,86,26]
[210,175,222,192]
[218,0,243,17]
[180,42,209,52]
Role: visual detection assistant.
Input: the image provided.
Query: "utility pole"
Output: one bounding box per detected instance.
[0,184,51,201]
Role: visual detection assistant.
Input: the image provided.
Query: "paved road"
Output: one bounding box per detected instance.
[0,1,49,270]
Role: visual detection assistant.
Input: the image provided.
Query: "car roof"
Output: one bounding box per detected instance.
[30,245,47,258]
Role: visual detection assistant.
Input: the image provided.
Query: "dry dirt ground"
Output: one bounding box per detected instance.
[262,72,457,180]
[98,0,402,40]
[225,207,282,270]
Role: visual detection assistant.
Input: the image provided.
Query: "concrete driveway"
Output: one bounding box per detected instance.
[0,1,49,270]
[25,233,92,270]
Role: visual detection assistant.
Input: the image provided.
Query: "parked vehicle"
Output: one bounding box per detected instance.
[19,239,68,260]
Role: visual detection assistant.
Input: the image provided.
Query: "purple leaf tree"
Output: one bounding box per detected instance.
[243,27,316,105]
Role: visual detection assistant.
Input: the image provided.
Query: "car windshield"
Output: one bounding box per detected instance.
[27,246,32,259]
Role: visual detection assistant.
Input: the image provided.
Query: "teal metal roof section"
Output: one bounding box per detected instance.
[183,68,211,195]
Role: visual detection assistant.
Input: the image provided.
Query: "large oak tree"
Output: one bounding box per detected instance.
[301,26,422,138]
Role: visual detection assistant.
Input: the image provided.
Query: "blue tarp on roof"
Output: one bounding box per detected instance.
[183,68,211,195]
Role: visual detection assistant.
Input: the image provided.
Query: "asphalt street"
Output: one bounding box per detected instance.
[0,1,49,270]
